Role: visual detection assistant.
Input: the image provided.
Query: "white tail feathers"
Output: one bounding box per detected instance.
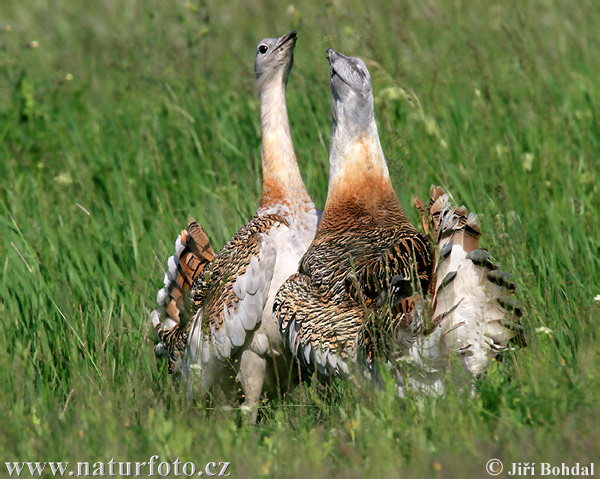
[151,218,215,372]
[415,186,525,380]
[399,186,525,398]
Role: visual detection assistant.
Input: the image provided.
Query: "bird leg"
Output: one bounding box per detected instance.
[238,349,266,424]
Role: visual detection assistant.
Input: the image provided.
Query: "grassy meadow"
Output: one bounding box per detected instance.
[1,0,599,477]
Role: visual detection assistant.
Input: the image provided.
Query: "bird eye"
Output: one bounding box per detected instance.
[258,44,268,54]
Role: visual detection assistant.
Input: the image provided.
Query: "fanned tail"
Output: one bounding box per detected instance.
[151,217,215,373]
[416,185,526,379]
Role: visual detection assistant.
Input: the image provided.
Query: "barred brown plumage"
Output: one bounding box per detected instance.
[275,221,433,376]
[189,214,288,340]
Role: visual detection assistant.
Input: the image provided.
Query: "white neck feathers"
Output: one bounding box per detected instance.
[257,70,312,214]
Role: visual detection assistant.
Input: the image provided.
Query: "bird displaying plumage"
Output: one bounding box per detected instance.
[151,31,319,422]
[274,49,433,377]
[273,49,525,392]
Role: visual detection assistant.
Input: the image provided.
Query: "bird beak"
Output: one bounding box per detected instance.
[273,31,297,52]
[326,48,340,64]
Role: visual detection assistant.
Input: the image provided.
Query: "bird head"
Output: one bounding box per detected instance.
[254,31,297,87]
[327,49,374,134]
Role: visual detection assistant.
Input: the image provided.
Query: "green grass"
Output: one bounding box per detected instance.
[1,0,599,477]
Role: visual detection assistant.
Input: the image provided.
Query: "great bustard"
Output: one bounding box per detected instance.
[274,49,525,392]
[274,49,433,377]
[152,31,319,422]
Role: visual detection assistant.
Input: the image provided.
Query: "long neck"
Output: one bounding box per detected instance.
[319,117,407,231]
[257,71,312,214]
[327,118,391,191]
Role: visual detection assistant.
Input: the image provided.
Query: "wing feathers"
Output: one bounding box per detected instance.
[184,216,283,365]
[275,272,363,377]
